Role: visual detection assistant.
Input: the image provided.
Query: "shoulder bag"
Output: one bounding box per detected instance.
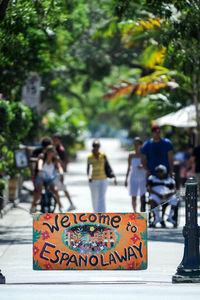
[104,155,115,178]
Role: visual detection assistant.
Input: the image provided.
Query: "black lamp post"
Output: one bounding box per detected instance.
[0,270,5,284]
[172,177,200,283]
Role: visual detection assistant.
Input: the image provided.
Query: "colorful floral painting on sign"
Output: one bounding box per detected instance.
[33,213,147,270]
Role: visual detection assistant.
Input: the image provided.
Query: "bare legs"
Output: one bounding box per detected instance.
[31,183,42,210]
[131,194,146,213]
[140,194,146,212]
[131,196,137,212]
[64,190,73,205]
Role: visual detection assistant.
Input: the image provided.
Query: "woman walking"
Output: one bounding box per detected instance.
[87,140,117,213]
[125,137,146,212]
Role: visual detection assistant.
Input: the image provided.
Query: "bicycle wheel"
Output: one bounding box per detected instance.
[41,193,49,213]
[47,192,57,213]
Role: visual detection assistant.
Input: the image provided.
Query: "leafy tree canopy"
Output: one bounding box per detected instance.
[1,0,200,145]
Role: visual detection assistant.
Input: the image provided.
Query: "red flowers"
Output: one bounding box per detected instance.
[129,214,137,221]
[42,230,50,240]
[131,234,140,244]
[43,214,52,220]
[44,263,53,270]
[127,262,135,270]
[33,246,39,256]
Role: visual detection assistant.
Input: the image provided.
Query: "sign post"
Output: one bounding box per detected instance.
[33,213,147,270]
[22,73,41,111]
[172,177,200,283]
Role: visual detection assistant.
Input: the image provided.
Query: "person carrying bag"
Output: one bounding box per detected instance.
[104,154,115,178]
[87,140,117,213]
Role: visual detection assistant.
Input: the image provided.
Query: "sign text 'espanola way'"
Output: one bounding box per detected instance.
[33,213,147,270]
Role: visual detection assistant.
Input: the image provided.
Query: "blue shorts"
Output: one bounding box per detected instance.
[35,175,55,185]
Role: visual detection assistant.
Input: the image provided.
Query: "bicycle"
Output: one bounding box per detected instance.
[36,172,59,213]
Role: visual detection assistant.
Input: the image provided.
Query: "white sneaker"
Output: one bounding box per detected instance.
[167,216,176,224]
[153,217,163,226]
[67,204,76,212]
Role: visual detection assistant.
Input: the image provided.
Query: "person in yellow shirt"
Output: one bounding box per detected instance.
[87,140,117,212]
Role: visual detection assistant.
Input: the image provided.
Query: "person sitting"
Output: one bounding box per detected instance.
[147,164,178,228]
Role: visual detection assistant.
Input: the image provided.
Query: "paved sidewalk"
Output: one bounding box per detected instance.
[0,138,200,299]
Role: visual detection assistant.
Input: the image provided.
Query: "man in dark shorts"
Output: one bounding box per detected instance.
[53,133,76,211]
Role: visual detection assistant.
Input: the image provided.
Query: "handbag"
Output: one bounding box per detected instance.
[104,155,115,178]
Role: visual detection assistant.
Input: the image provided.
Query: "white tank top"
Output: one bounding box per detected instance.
[130,157,146,180]
[43,162,55,177]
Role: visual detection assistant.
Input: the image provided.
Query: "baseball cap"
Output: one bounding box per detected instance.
[151,124,161,132]
[155,164,167,173]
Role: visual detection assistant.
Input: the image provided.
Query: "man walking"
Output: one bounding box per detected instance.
[53,133,76,211]
[53,133,67,172]
[141,124,174,176]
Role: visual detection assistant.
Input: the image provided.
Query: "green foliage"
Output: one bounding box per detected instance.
[0,99,11,136]
[1,0,200,144]
[140,261,147,270]
[0,0,65,100]
[33,228,42,243]
[145,0,200,134]
[8,102,33,144]
[0,100,33,177]
[33,260,42,270]
[0,142,14,178]
[140,231,147,247]
[42,108,87,152]
[0,178,6,192]
[100,0,200,140]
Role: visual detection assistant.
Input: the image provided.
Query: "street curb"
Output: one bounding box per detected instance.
[0,198,20,218]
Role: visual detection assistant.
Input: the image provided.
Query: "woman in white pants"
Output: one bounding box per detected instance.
[87,140,117,213]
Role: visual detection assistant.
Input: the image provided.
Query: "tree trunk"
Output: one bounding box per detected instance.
[0,0,10,22]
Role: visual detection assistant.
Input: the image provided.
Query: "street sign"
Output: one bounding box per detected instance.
[14,149,28,169]
[22,74,41,110]
[33,213,147,270]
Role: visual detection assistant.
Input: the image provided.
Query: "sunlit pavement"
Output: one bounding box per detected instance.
[0,138,200,299]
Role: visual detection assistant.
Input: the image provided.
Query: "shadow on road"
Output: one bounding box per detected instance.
[148,228,184,244]
[0,225,32,245]
[0,237,32,245]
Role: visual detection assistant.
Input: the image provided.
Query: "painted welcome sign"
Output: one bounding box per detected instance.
[33,213,147,270]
